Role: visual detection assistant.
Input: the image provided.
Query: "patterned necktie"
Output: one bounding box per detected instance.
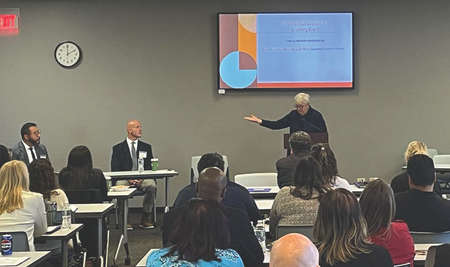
[131,141,137,171]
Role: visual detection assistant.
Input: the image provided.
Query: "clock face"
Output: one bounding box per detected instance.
[54,41,81,68]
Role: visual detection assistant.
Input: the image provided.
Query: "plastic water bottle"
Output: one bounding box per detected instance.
[61,202,71,230]
[138,158,144,173]
[254,220,266,251]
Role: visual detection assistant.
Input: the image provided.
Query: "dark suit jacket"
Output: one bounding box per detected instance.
[10,141,49,166]
[391,171,442,195]
[162,203,264,267]
[276,151,309,188]
[111,139,153,171]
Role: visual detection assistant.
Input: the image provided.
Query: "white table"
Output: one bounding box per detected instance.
[103,169,179,212]
[0,251,51,267]
[255,199,274,211]
[37,223,83,267]
[106,188,137,266]
[73,203,114,263]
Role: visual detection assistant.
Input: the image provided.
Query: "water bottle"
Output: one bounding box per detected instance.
[138,158,144,173]
[45,201,56,226]
[61,202,71,230]
[254,220,266,251]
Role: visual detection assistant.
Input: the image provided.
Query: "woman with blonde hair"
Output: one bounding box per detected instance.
[0,160,47,251]
[314,189,393,267]
[360,179,414,266]
[391,141,441,194]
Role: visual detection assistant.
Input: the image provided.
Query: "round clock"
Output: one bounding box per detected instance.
[54,41,81,68]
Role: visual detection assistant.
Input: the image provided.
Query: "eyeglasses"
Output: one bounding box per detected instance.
[294,104,308,110]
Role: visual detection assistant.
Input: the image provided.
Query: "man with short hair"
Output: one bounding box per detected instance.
[111,119,157,230]
[395,154,450,232]
[163,167,264,267]
[270,233,320,267]
[11,122,49,166]
[172,153,261,225]
[276,131,311,188]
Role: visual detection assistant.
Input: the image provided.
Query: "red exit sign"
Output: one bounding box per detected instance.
[0,14,17,29]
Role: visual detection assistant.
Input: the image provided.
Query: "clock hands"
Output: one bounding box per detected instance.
[67,49,77,55]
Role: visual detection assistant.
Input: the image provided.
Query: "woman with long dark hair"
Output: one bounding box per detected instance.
[314,189,393,267]
[269,156,328,237]
[59,145,107,199]
[29,159,69,209]
[310,143,351,190]
[146,199,244,266]
[0,144,11,169]
[360,179,414,266]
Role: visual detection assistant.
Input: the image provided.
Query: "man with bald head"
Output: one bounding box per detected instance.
[111,119,157,230]
[163,167,264,267]
[271,233,320,267]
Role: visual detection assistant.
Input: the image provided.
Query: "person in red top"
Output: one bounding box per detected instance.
[360,179,415,266]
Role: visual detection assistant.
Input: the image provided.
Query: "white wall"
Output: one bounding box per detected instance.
[1,0,450,205]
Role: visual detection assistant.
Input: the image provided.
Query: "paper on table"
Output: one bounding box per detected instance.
[0,256,29,266]
[247,188,271,192]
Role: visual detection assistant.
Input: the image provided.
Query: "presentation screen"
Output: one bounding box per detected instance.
[218,12,354,90]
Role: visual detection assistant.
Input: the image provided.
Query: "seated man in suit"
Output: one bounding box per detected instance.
[111,119,157,230]
[395,154,450,232]
[163,167,264,267]
[276,131,311,188]
[271,233,320,267]
[172,153,261,225]
[11,122,49,167]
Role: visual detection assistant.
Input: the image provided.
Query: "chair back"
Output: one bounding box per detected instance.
[410,231,450,244]
[65,189,103,204]
[425,244,450,267]
[0,231,29,251]
[433,155,450,164]
[190,155,229,183]
[428,148,438,159]
[276,225,314,241]
[234,173,277,187]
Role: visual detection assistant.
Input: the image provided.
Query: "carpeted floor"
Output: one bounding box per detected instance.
[107,209,164,267]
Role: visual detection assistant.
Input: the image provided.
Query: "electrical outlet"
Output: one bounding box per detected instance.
[357,178,366,183]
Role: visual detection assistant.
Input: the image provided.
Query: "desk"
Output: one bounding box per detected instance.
[255,199,274,211]
[0,251,51,267]
[247,186,279,199]
[37,224,83,267]
[73,203,114,263]
[103,169,179,212]
[107,188,136,265]
[402,164,450,173]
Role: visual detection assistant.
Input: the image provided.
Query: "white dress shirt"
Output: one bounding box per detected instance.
[21,140,37,164]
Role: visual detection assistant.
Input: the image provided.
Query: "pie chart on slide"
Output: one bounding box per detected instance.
[220,51,257,89]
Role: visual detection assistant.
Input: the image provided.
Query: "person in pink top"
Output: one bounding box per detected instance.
[360,179,415,266]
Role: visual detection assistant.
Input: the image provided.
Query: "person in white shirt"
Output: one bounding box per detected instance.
[0,160,47,251]
[310,143,352,191]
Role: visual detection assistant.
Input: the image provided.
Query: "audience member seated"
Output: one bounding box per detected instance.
[172,153,260,225]
[391,141,441,194]
[163,167,264,267]
[270,233,319,267]
[276,131,311,188]
[314,189,393,267]
[59,145,108,199]
[310,143,351,190]
[59,145,107,260]
[269,156,328,237]
[0,144,11,169]
[395,154,450,232]
[29,159,69,209]
[10,122,49,167]
[147,198,244,267]
[0,160,47,251]
[360,179,414,266]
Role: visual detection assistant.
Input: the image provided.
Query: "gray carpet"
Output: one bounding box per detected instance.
[107,210,164,267]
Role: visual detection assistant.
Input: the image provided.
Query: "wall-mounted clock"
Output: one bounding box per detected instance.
[54,41,81,68]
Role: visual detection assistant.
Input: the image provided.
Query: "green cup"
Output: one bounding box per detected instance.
[151,158,159,171]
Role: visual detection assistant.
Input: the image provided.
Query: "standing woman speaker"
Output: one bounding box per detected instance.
[245,92,327,133]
